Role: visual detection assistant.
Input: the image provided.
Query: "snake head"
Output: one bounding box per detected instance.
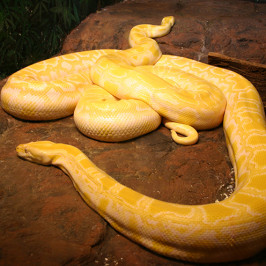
[16,141,55,165]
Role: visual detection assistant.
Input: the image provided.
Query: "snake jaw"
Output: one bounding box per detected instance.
[16,144,30,159]
[16,142,54,165]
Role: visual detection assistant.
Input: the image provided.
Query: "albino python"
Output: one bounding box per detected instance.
[1,17,266,263]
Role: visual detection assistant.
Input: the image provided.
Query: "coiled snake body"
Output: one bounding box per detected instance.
[1,17,266,262]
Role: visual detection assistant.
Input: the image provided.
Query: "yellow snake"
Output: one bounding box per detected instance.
[1,17,266,263]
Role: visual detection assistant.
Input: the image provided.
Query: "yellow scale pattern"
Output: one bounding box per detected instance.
[1,17,266,263]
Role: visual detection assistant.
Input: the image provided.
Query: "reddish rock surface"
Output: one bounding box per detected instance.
[62,0,266,65]
[0,0,265,265]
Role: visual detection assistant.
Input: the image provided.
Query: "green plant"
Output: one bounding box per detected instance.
[0,0,120,79]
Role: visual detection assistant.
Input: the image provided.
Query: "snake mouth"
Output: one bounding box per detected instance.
[16,144,37,163]
[16,142,53,165]
[16,144,27,157]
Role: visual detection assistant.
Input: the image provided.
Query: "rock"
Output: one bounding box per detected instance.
[0,0,265,265]
[62,0,266,65]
